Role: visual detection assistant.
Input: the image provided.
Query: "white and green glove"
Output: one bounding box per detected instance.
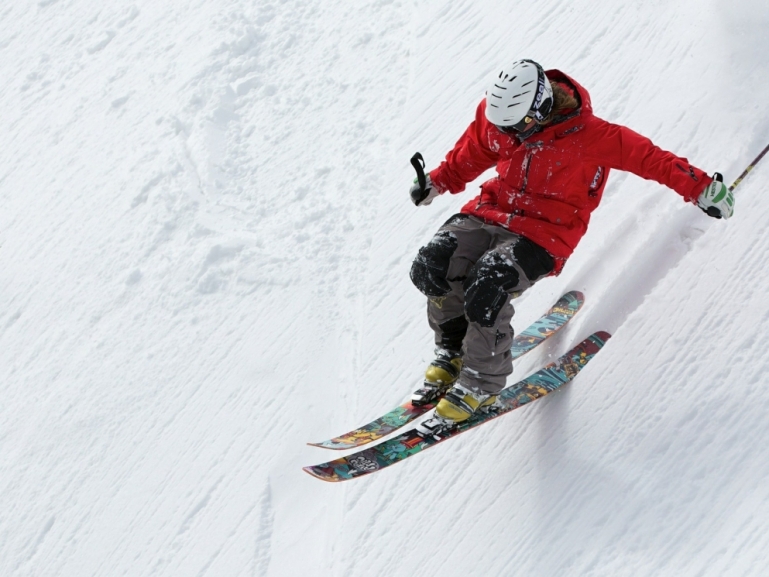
[697,173,734,219]
[410,174,441,207]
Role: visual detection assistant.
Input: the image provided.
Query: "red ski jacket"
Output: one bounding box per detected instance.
[429,70,711,273]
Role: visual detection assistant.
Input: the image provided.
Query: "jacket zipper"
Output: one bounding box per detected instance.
[520,151,533,194]
[516,149,535,220]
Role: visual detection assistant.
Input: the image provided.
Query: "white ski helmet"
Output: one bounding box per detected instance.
[485,59,554,132]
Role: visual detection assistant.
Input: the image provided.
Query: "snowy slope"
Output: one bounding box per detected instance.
[1,0,769,575]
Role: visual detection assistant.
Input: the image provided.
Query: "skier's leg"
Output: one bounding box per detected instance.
[409,215,492,404]
[459,232,555,396]
[410,214,491,351]
[422,229,555,430]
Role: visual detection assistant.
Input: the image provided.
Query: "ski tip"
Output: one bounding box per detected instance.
[563,290,585,305]
[589,331,612,346]
[302,466,347,483]
[306,441,354,450]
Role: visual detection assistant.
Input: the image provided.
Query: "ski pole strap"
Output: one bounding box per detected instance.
[730,142,769,192]
[410,152,427,193]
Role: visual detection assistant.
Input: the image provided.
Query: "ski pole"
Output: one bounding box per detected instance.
[410,152,427,201]
[730,142,769,192]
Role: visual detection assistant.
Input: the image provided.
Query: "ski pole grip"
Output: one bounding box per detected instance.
[410,152,427,193]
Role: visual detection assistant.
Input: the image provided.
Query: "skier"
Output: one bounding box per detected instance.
[410,59,734,436]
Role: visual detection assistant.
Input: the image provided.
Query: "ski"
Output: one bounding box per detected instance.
[307,291,584,450]
[303,331,609,482]
[510,290,584,358]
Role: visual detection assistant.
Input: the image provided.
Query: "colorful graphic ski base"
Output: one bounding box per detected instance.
[510,290,583,358]
[308,291,584,450]
[303,331,610,482]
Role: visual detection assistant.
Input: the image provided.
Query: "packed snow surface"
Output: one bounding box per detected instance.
[2,0,769,575]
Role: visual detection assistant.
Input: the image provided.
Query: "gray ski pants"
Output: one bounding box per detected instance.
[410,214,554,395]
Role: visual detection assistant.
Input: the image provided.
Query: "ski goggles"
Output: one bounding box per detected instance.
[495,115,539,134]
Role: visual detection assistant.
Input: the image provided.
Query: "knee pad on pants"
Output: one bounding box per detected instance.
[410,231,458,297]
[513,236,554,280]
[463,253,519,327]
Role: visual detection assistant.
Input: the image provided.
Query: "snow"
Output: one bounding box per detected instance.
[2,0,769,575]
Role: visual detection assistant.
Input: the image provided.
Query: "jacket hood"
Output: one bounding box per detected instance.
[545,69,593,117]
[508,70,593,142]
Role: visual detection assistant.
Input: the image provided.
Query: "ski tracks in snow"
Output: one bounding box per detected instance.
[3,0,769,575]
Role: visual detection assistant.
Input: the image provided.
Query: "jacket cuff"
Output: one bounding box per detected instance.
[428,168,450,194]
[689,174,713,203]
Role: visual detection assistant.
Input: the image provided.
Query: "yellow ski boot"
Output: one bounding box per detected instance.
[411,350,463,406]
[435,383,499,422]
[417,383,499,439]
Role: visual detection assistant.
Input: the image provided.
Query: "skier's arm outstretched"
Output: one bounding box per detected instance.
[583,118,734,218]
